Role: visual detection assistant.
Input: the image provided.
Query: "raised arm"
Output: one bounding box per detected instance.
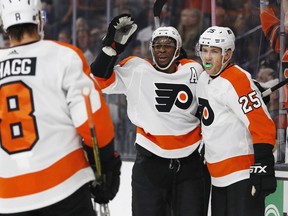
[90,14,138,78]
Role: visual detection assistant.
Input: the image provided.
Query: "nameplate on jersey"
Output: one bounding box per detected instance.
[0,57,36,80]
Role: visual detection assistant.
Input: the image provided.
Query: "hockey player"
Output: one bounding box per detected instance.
[0,0,121,215]
[196,26,277,216]
[90,13,210,216]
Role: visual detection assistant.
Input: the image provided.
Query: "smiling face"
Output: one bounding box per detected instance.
[151,36,179,73]
[200,45,232,76]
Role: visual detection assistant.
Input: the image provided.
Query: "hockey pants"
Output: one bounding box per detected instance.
[132,144,211,216]
[211,179,266,216]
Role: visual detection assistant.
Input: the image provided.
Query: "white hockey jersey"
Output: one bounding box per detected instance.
[96,56,203,158]
[0,40,114,213]
[196,64,276,187]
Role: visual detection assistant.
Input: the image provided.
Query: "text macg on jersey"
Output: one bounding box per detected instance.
[0,57,36,80]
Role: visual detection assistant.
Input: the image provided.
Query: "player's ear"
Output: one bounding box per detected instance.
[224,49,232,61]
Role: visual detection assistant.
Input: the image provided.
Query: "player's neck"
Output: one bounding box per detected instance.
[10,34,41,47]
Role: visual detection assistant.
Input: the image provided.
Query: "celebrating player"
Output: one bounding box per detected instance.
[0,0,120,215]
[90,13,211,216]
[196,26,277,216]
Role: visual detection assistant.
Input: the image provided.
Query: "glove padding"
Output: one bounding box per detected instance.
[90,152,122,204]
[102,13,138,54]
[250,144,276,198]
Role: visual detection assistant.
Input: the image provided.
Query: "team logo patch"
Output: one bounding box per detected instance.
[154,83,193,112]
[198,97,214,126]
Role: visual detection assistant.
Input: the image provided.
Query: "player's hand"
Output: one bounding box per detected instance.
[102,14,138,54]
[90,152,122,204]
[249,144,276,198]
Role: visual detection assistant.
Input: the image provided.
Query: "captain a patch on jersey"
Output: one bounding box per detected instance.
[154,83,193,112]
[0,57,36,80]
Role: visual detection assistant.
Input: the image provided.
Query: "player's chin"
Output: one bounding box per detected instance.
[157,60,169,68]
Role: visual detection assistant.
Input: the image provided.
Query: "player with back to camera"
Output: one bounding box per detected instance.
[196,26,277,216]
[90,13,211,216]
[0,0,121,215]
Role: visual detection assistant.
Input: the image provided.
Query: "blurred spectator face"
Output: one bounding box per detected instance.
[216,6,226,26]
[76,18,89,31]
[77,29,90,51]
[180,8,200,27]
[58,31,71,44]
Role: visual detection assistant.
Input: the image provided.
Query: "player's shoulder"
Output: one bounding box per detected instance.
[221,64,250,83]
[43,40,86,59]
[220,64,253,92]
[178,58,204,73]
[118,56,151,67]
[178,58,202,67]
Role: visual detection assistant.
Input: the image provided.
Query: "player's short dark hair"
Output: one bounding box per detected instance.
[7,23,38,41]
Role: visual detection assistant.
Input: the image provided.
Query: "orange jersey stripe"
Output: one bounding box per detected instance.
[77,102,115,149]
[95,56,151,90]
[0,149,90,198]
[207,154,254,178]
[95,56,137,90]
[178,58,196,65]
[95,72,116,89]
[137,126,201,150]
[221,66,276,145]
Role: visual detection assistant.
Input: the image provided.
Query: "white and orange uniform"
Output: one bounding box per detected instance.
[196,64,276,187]
[0,40,114,213]
[96,56,203,158]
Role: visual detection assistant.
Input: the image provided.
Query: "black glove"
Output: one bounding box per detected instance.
[102,13,138,54]
[249,144,276,198]
[253,79,270,105]
[90,152,122,204]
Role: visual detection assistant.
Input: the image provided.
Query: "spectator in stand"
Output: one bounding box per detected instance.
[76,17,90,32]
[57,28,72,44]
[76,28,94,65]
[177,8,205,60]
[75,0,106,28]
[182,0,211,27]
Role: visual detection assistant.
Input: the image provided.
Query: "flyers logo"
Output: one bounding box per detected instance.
[198,97,214,126]
[155,83,193,112]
